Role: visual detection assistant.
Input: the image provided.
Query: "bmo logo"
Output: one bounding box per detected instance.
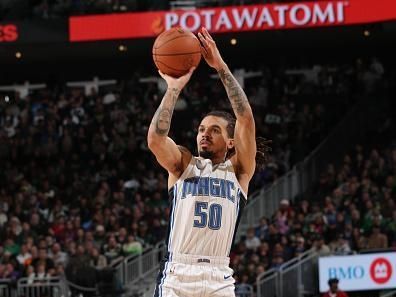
[319,253,396,292]
[370,258,392,284]
[0,24,18,42]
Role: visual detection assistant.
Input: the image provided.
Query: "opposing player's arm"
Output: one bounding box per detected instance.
[147,87,191,176]
[218,64,256,178]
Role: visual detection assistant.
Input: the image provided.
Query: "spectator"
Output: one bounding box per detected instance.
[313,236,331,257]
[322,278,349,297]
[16,244,32,267]
[49,243,68,266]
[32,248,55,272]
[25,265,36,284]
[245,228,261,251]
[294,236,306,256]
[367,226,388,250]
[331,234,352,255]
[90,247,108,269]
[102,235,122,264]
[254,217,269,241]
[122,235,143,256]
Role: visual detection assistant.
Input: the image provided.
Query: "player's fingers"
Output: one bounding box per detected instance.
[158,70,168,80]
[198,33,210,49]
[200,44,208,57]
[197,32,205,42]
[180,67,196,82]
[202,27,214,41]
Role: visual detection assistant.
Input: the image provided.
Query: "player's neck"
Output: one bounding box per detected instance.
[209,156,226,165]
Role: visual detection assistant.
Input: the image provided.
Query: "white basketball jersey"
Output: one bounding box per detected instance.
[166,157,247,257]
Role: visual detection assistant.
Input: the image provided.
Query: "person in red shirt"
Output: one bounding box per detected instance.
[322,278,349,297]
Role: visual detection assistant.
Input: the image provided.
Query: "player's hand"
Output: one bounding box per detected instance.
[158,67,195,90]
[198,27,226,71]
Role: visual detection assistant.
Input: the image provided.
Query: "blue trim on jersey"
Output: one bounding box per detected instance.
[236,189,241,217]
[167,185,178,252]
[228,189,241,255]
[228,190,247,256]
[159,260,169,297]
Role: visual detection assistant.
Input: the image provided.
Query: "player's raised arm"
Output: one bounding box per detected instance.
[198,28,256,178]
[147,69,194,177]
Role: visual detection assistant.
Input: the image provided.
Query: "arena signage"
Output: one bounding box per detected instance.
[319,253,396,292]
[0,24,18,42]
[69,0,396,41]
[0,20,67,44]
[164,2,348,32]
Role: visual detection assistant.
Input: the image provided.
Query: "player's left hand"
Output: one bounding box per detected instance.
[198,27,226,71]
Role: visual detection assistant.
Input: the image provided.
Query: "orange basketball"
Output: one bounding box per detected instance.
[152,27,201,78]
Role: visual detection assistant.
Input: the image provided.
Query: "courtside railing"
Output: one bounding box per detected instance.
[0,280,15,297]
[124,242,166,287]
[256,268,278,297]
[237,167,300,238]
[17,277,68,297]
[256,249,319,297]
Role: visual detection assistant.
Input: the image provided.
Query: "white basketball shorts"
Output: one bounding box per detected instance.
[153,253,235,297]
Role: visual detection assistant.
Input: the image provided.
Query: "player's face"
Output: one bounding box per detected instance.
[197,116,233,159]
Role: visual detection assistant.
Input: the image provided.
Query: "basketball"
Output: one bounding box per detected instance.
[152,27,201,78]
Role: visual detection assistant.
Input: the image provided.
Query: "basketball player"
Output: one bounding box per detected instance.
[148,27,270,297]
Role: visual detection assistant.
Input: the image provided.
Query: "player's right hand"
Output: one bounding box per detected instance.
[158,67,195,90]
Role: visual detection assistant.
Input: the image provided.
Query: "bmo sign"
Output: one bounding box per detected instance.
[319,253,396,292]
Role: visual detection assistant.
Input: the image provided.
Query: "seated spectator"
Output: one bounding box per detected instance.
[25,265,36,284]
[49,243,68,266]
[35,263,49,279]
[122,235,143,257]
[16,244,32,267]
[312,236,331,257]
[102,235,122,264]
[367,225,388,250]
[245,228,261,251]
[117,227,128,246]
[2,263,20,281]
[90,247,108,269]
[254,217,269,241]
[271,256,284,269]
[32,248,55,271]
[331,234,352,255]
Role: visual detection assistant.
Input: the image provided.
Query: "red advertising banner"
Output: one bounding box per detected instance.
[0,24,18,42]
[69,0,396,42]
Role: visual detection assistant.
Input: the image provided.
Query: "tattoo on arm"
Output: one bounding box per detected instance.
[151,88,180,136]
[218,68,248,116]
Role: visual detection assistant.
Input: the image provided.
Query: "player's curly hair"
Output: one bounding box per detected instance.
[205,110,272,171]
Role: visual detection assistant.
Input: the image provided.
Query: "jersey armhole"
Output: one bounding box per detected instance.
[227,159,248,200]
[168,155,195,191]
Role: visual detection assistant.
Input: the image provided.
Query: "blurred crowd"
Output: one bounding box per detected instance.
[232,137,396,286]
[231,98,396,287]
[0,57,384,285]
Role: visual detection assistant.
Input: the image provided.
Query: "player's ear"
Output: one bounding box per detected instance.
[227,139,234,150]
